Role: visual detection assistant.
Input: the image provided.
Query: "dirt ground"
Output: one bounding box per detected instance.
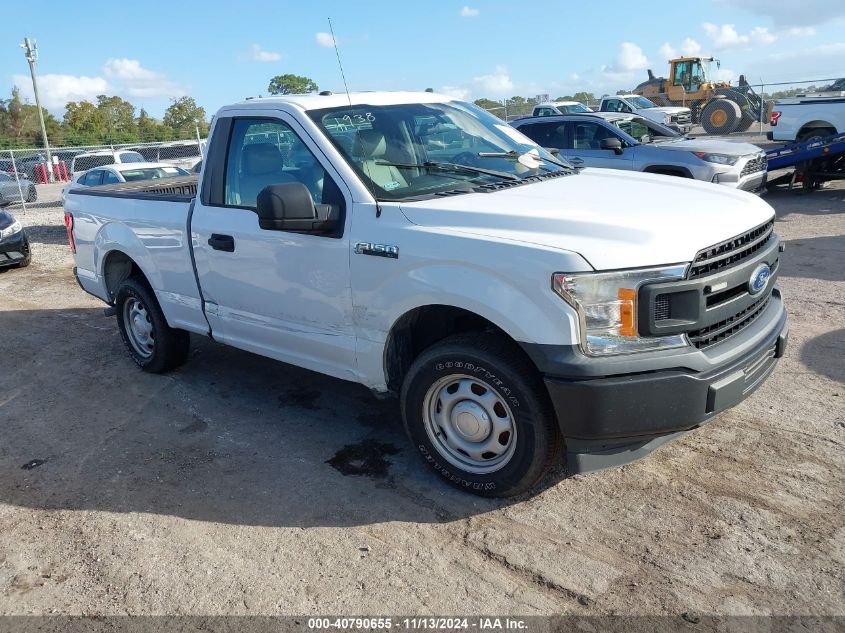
[0,180,843,618]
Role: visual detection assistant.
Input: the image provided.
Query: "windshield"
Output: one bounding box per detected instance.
[118,166,189,181]
[556,103,592,113]
[610,117,679,143]
[628,96,656,109]
[309,101,569,201]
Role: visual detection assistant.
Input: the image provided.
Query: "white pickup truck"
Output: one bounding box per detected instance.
[65,91,788,497]
[768,95,845,143]
[599,94,693,134]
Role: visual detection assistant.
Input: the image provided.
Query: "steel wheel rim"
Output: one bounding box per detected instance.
[123,297,155,358]
[422,374,517,474]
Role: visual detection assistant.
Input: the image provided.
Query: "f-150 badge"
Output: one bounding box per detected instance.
[354,242,399,259]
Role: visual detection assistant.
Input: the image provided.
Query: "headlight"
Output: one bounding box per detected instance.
[552,266,689,356]
[0,220,22,241]
[694,152,739,165]
[663,115,672,124]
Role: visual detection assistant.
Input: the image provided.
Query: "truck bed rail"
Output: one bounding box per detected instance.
[68,175,198,202]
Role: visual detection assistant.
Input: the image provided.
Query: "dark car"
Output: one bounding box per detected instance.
[0,209,30,269]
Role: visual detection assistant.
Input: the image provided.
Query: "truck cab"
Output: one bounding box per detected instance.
[599,95,693,133]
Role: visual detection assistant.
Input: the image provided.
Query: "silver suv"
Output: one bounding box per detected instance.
[512,112,767,192]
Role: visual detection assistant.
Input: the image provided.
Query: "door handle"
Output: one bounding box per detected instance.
[208,233,235,252]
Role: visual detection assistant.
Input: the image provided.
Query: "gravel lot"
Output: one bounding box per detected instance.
[0,179,843,618]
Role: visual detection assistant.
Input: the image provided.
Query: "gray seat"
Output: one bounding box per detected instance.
[352,130,408,191]
[238,143,295,207]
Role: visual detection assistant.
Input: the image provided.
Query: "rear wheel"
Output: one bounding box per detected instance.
[115,277,189,373]
[400,333,560,497]
[701,99,741,135]
[26,185,37,202]
[798,128,835,144]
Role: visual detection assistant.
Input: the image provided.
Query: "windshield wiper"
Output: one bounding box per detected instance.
[373,160,520,182]
[477,150,572,170]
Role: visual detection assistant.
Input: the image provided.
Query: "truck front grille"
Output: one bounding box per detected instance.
[740,155,768,177]
[671,113,691,125]
[689,219,774,279]
[688,294,771,349]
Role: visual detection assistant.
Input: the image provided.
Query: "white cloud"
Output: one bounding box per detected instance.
[248,44,282,62]
[767,41,845,61]
[681,37,702,55]
[473,65,514,95]
[460,6,480,17]
[12,73,110,110]
[660,37,701,60]
[439,85,470,100]
[659,43,677,59]
[315,32,337,47]
[787,26,816,36]
[615,42,649,71]
[102,58,186,98]
[701,23,776,49]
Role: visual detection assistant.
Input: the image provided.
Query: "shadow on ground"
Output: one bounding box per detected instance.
[800,328,845,385]
[0,308,559,528]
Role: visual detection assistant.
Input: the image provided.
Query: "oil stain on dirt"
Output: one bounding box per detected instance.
[327,440,400,478]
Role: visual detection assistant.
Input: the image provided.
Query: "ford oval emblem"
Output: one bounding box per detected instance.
[749,263,771,295]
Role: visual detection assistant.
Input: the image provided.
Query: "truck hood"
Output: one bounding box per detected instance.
[398,169,775,271]
[650,136,763,156]
[647,106,690,115]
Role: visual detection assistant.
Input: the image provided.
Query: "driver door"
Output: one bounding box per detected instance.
[559,122,634,170]
[190,111,357,381]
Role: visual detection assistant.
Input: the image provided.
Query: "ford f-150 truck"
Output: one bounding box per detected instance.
[768,96,845,143]
[65,91,788,497]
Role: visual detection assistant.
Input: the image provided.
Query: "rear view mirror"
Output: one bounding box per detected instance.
[600,138,624,155]
[544,147,561,155]
[255,182,339,234]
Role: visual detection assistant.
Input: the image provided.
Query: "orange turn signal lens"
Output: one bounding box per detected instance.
[618,288,637,337]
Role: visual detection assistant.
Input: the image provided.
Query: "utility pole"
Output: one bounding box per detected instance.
[20,37,54,182]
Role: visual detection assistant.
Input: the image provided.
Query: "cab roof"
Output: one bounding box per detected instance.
[225,91,459,113]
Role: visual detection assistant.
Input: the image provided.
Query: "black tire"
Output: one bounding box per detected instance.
[114,276,189,373]
[26,185,37,203]
[701,99,741,135]
[400,333,560,498]
[798,127,835,144]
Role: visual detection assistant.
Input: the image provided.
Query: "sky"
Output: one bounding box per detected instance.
[1,0,844,119]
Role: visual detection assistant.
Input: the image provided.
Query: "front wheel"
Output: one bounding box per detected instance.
[115,277,189,373]
[400,334,560,497]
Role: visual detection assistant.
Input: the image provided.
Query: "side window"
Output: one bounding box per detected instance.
[620,101,633,113]
[572,123,617,150]
[519,122,568,149]
[536,108,553,117]
[83,170,104,186]
[102,170,121,185]
[673,62,691,88]
[224,118,332,209]
[0,173,10,182]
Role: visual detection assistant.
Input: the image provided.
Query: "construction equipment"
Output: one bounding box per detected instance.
[634,57,764,135]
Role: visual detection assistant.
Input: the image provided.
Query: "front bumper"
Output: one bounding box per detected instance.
[0,229,30,267]
[528,291,787,474]
[667,122,694,134]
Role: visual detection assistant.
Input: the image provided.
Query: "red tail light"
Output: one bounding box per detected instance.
[770,111,781,126]
[64,211,76,254]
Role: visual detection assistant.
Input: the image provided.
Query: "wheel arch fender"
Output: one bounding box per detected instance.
[94,224,162,301]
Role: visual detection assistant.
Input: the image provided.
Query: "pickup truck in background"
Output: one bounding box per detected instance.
[768,95,845,143]
[65,91,788,497]
[531,101,594,117]
[599,94,693,134]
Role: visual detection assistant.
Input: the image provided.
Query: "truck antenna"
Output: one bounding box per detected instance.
[327,17,381,217]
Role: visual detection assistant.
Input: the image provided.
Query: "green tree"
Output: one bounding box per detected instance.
[267,74,318,95]
[163,97,208,135]
[96,95,136,139]
[0,87,61,148]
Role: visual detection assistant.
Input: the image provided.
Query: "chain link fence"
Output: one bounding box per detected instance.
[0,134,205,213]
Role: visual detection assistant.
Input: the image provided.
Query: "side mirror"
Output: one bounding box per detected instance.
[544,147,561,155]
[600,138,624,155]
[255,182,339,234]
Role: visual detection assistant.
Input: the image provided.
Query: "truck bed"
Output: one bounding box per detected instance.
[68,175,198,201]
